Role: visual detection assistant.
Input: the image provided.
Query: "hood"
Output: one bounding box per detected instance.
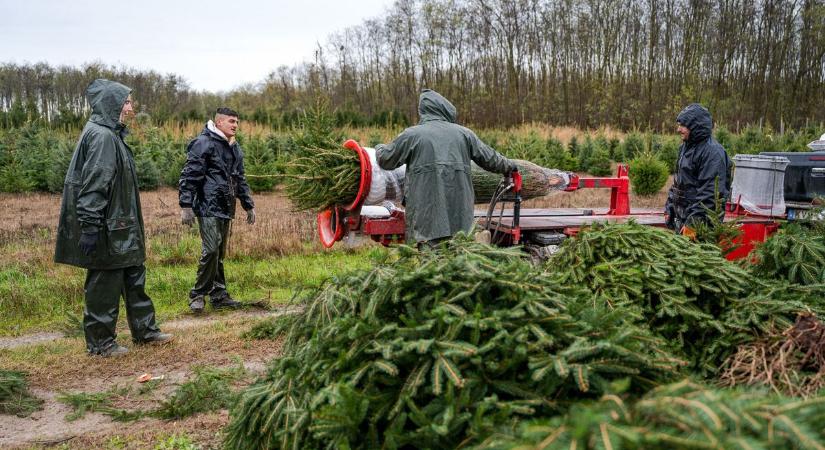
[86,79,131,130]
[676,103,713,144]
[418,89,457,124]
[206,120,229,142]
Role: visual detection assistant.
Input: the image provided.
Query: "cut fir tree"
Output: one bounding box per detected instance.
[284,150,567,212]
[283,144,361,211]
[472,159,568,203]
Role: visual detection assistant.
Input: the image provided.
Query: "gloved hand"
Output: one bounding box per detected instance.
[79,230,98,256]
[680,225,697,241]
[246,208,256,225]
[664,203,675,230]
[181,208,195,226]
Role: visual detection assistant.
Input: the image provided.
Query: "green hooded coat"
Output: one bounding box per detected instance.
[377,90,516,242]
[54,79,147,269]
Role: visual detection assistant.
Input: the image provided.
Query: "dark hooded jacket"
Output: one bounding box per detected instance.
[376,89,516,242]
[55,79,146,269]
[665,103,732,229]
[178,125,254,219]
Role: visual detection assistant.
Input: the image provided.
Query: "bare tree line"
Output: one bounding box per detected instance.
[2,0,823,131]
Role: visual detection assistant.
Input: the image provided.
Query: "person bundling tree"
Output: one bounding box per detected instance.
[665,103,733,236]
[375,89,518,248]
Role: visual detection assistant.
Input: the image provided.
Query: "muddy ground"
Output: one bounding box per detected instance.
[0,309,290,449]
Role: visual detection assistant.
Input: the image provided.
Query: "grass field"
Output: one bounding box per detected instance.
[0,189,387,337]
[0,180,670,448]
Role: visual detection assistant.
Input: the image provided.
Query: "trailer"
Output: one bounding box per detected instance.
[317,139,824,260]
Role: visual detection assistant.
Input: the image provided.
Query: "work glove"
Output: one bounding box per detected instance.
[79,230,98,256]
[246,208,256,225]
[664,203,676,230]
[181,208,195,226]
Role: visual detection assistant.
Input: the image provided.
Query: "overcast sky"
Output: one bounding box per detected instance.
[0,0,393,92]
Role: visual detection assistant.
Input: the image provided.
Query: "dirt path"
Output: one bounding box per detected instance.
[0,333,64,350]
[0,308,296,449]
[0,306,301,350]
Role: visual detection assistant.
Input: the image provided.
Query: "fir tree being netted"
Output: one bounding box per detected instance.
[282,100,359,211]
[543,222,825,374]
[471,159,569,203]
[224,237,681,449]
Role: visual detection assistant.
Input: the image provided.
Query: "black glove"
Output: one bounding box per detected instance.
[664,204,676,230]
[79,230,98,256]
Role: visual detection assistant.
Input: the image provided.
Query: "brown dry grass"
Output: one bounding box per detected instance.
[504,123,625,144]
[523,174,672,210]
[720,313,825,397]
[0,188,320,265]
[52,411,229,450]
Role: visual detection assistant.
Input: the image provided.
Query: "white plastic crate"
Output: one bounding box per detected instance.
[730,154,789,216]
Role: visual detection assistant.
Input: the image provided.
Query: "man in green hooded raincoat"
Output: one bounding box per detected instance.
[376,89,517,245]
[55,79,171,357]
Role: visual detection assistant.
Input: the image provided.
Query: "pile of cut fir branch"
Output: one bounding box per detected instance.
[225,237,682,449]
[543,221,825,374]
[228,222,825,449]
[483,379,825,449]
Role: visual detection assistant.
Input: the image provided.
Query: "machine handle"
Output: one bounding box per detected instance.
[511,169,523,193]
[564,172,580,191]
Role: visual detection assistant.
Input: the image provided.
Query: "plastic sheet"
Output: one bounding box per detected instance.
[730,154,789,216]
[808,133,825,151]
[364,147,405,205]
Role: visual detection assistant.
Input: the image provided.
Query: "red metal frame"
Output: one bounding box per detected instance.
[721,201,783,261]
[565,165,631,215]
[723,220,781,261]
[362,210,406,245]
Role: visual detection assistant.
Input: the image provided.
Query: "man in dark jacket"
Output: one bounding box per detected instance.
[376,89,517,245]
[55,79,171,357]
[179,107,256,313]
[665,103,733,233]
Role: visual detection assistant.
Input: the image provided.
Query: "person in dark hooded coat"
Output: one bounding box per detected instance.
[178,107,255,314]
[376,89,517,245]
[55,79,171,357]
[665,103,733,233]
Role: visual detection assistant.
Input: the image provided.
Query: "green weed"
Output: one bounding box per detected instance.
[153,363,247,420]
[0,369,43,417]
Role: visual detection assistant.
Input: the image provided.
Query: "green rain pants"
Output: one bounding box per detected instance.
[190,217,231,301]
[83,264,161,354]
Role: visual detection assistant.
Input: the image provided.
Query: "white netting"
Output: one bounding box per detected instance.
[808,133,825,151]
[730,154,789,216]
[364,147,406,205]
[544,168,572,191]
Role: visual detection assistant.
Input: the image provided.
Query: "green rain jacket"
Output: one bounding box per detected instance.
[54,79,147,270]
[377,89,516,242]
